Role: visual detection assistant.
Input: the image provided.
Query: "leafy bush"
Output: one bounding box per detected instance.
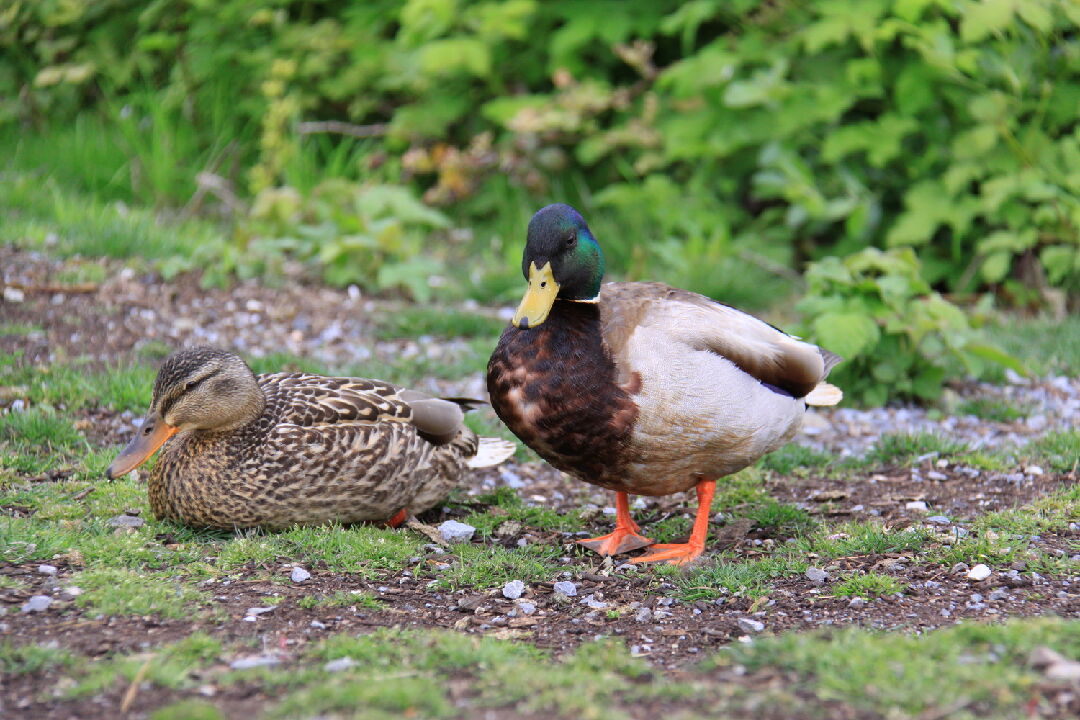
[797,248,1024,405]
[5,0,1078,304]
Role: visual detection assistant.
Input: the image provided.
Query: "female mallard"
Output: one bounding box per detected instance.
[487,204,842,565]
[107,347,514,530]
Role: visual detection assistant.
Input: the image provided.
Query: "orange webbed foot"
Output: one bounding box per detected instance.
[629,540,705,566]
[385,508,408,528]
[577,526,654,556]
[577,490,654,556]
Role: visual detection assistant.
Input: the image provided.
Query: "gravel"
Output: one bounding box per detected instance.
[798,376,1080,457]
[438,520,476,543]
[290,567,311,583]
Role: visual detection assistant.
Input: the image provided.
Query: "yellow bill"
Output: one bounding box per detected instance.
[512,261,560,329]
[106,412,179,479]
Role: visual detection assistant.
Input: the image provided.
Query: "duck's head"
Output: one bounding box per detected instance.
[105,347,264,479]
[512,203,605,329]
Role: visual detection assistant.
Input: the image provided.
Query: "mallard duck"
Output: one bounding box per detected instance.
[106,347,514,530]
[487,204,842,565]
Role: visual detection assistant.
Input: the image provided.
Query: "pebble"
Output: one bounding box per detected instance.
[324,657,357,672]
[37,564,58,575]
[634,607,653,623]
[1025,465,1044,476]
[967,564,992,581]
[848,597,867,608]
[553,581,577,597]
[905,501,928,511]
[245,606,276,617]
[3,287,25,302]
[517,601,537,615]
[737,618,765,633]
[805,567,828,584]
[310,620,327,629]
[580,594,608,610]
[21,595,52,613]
[290,566,311,583]
[230,655,280,670]
[437,520,476,543]
[926,471,948,481]
[926,516,951,525]
[107,514,145,528]
[502,580,525,600]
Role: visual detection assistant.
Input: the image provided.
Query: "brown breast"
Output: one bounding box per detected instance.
[486,300,638,490]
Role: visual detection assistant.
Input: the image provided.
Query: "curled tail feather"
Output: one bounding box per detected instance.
[467,437,517,468]
[804,382,842,407]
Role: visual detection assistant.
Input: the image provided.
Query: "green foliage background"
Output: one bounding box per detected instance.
[3,0,1079,402]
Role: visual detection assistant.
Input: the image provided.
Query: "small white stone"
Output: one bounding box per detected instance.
[905,501,928,511]
[737,617,765,633]
[21,595,52,613]
[246,606,275,616]
[324,657,357,672]
[438,520,476,543]
[967,564,992,581]
[1024,466,1044,476]
[230,655,280,670]
[502,580,525,600]
[37,564,58,575]
[517,601,537,615]
[805,567,828,584]
[553,580,577,597]
[3,287,25,303]
[290,567,311,583]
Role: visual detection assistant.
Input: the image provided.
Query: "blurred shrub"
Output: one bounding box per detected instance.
[797,248,1025,405]
[5,0,1078,305]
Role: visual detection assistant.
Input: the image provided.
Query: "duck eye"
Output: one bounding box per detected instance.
[565,234,576,248]
[185,380,198,391]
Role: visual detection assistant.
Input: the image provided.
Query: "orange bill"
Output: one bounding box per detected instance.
[106,412,178,479]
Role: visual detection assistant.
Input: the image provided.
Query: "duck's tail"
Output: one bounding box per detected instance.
[804,382,843,407]
[467,437,517,468]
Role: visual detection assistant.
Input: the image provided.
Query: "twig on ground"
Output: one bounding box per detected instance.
[120,654,155,713]
[405,518,449,547]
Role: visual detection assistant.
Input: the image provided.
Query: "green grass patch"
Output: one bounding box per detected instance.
[0,323,44,337]
[713,618,1080,719]
[745,500,816,537]
[832,572,907,597]
[72,568,208,618]
[0,640,77,674]
[859,432,968,467]
[298,590,384,610]
[986,315,1080,377]
[150,700,226,720]
[1024,430,1080,472]
[671,554,807,600]
[464,487,584,537]
[760,443,833,474]
[372,306,505,340]
[957,397,1030,423]
[0,408,83,451]
[70,633,222,697]
[433,544,565,590]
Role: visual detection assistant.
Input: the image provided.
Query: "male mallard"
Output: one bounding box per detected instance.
[107,347,514,530]
[487,204,842,565]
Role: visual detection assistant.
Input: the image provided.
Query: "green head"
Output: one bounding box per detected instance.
[512,204,605,329]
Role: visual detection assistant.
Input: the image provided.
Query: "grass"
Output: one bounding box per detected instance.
[0,641,76,674]
[1024,430,1080,472]
[298,590,384,610]
[957,397,1030,422]
[859,432,968,467]
[760,443,833,474]
[715,618,1080,719]
[72,568,209,618]
[832,572,907,597]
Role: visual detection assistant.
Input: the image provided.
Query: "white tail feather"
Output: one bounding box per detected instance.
[804,382,843,407]
[466,437,517,468]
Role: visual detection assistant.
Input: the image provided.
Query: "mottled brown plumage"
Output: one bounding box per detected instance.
[108,347,514,530]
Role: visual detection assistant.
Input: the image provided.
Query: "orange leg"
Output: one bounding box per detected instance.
[385,508,408,528]
[631,479,715,566]
[577,491,654,556]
